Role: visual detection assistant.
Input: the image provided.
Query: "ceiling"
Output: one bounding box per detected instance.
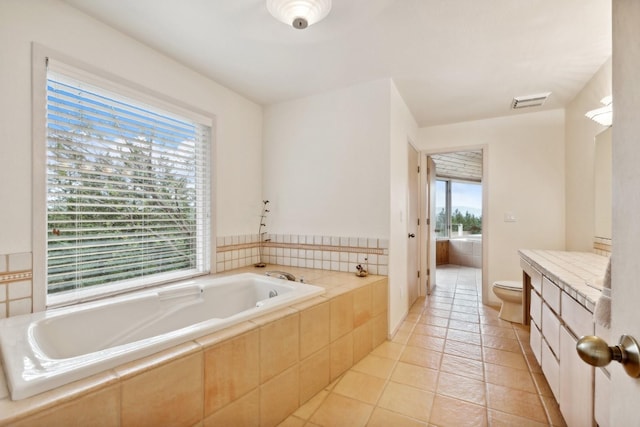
[62,0,611,127]
[431,151,482,182]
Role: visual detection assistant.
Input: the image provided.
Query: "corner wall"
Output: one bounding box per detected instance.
[564,58,612,251]
[417,110,566,305]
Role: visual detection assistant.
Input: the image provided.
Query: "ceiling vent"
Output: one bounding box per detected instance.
[511,92,551,110]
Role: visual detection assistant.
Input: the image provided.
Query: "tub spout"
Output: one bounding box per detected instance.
[265,271,296,281]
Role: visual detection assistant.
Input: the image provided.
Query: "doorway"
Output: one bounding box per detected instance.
[423,149,485,300]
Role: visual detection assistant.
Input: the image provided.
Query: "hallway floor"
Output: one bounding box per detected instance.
[279,265,566,427]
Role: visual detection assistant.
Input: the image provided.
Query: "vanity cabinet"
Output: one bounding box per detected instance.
[520,251,608,427]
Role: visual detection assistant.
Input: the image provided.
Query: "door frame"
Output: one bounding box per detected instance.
[420,145,489,304]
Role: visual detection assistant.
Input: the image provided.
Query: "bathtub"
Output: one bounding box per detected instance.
[0,273,324,400]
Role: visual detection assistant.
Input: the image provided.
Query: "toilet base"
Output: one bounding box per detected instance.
[498,301,523,324]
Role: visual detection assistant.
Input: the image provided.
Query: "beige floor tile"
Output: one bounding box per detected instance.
[407,334,445,352]
[531,372,554,397]
[483,347,528,370]
[481,335,521,353]
[448,311,479,323]
[422,308,451,318]
[436,372,486,406]
[480,324,517,339]
[446,329,481,346]
[377,382,435,422]
[400,346,442,370]
[443,339,483,361]
[309,393,374,427]
[276,415,306,427]
[370,341,404,360]
[391,362,439,392]
[541,395,567,427]
[429,394,487,427]
[487,409,548,427]
[486,383,548,424]
[484,362,536,393]
[412,323,448,338]
[419,315,449,328]
[352,354,397,379]
[448,319,481,334]
[294,390,328,420]
[391,329,411,344]
[366,407,428,427]
[333,371,387,404]
[439,353,484,381]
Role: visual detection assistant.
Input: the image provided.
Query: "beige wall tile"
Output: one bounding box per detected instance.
[260,313,299,383]
[299,301,330,359]
[10,385,119,427]
[260,366,299,427]
[299,347,330,404]
[121,353,203,427]
[352,284,372,327]
[330,293,353,341]
[203,388,259,427]
[372,312,388,347]
[8,280,31,299]
[352,321,372,364]
[204,330,259,415]
[330,332,353,381]
[372,279,388,316]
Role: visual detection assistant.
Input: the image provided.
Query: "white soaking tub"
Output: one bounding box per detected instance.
[0,273,324,400]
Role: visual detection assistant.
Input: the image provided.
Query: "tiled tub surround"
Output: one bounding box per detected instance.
[593,236,612,256]
[447,238,482,268]
[0,253,33,319]
[216,234,389,275]
[0,266,388,426]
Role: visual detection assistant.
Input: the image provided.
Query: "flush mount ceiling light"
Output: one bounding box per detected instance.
[266,0,332,29]
[585,96,613,126]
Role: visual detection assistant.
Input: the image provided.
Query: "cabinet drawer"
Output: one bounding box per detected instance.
[542,302,560,356]
[541,340,560,401]
[521,259,542,292]
[562,292,594,338]
[530,322,542,365]
[542,277,561,314]
[530,289,542,325]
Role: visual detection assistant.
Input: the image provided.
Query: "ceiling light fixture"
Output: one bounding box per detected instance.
[266,0,332,29]
[585,96,613,126]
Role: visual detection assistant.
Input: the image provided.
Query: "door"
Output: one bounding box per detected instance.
[426,156,436,295]
[610,1,640,423]
[407,143,419,306]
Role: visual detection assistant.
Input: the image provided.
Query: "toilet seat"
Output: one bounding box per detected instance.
[493,280,522,291]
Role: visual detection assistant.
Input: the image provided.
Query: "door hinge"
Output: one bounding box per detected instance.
[417,270,420,278]
[426,218,430,225]
[417,218,420,226]
[427,268,430,276]
[417,165,421,173]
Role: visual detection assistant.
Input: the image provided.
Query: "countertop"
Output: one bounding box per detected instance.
[519,249,609,313]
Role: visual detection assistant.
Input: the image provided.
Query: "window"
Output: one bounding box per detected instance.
[43,60,211,302]
[435,179,482,239]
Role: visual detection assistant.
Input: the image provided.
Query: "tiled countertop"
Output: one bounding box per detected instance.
[519,249,609,313]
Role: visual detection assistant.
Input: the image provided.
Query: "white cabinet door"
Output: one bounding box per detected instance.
[559,325,594,427]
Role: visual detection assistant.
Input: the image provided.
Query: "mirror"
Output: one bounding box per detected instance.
[594,127,612,239]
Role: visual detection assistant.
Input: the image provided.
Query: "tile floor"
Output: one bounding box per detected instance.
[279,265,567,427]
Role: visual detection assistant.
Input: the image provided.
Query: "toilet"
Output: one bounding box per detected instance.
[492,280,523,323]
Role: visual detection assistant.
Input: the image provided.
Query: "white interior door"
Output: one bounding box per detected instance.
[407,143,419,306]
[610,1,640,424]
[426,156,436,295]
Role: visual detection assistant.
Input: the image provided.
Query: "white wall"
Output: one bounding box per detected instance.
[418,110,566,305]
[263,79,390,238]
[388,82,418,331]
[565,58,612,251]
[0,0,263,256]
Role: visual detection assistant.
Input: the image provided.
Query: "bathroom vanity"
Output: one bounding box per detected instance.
[519,250,610,427]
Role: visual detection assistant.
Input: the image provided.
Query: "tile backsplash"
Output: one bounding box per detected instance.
[0,252,33,319]
[216,234,389,276]
[593,237,612,256]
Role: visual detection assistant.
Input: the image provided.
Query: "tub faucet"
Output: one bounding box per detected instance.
[265,271,296,281]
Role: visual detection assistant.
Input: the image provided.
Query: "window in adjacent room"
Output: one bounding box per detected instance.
[42,59,212,304]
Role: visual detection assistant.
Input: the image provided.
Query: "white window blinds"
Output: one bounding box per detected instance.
[45,64,211,296]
